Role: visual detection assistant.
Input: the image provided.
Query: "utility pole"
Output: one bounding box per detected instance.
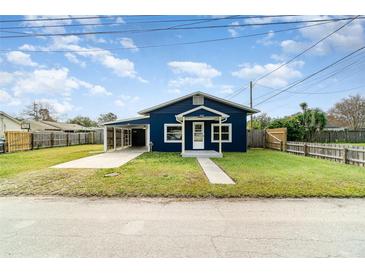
[249,81,254,147]
[250,80,253,128]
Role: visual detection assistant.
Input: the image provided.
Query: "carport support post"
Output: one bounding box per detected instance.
[113,127,116,151]
[219,116,222,154]
[181,117,185,154]
[103,126,107,152]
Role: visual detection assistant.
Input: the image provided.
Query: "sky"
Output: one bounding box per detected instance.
[0,15,365,121]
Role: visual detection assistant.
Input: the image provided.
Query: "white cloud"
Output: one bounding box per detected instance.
[168,61,221,79]
[278,16,365,57]
[115,17,125,24]
[23,15,72,34]
[64,53,86,67]
[12,68,79,97]
[45,37,147,82]
[88,85,112,96]
[218,85,235,94]
[6,51,38,67]
[19,44,36,51]
[232,61,303,88]
[6,68,108,99]
[167,61,221,93]
[0,89,21,106]
[0,72,15,85]
[257,31,275,46]
[36,98,74,114]
[115,95,139,107]
[120,37,139,52]
[228,21,240,37]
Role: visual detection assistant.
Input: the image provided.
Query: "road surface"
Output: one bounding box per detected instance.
[1,197,365,257]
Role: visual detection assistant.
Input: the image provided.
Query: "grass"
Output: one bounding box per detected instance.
[0,147,364,197]
[0,145,103,179]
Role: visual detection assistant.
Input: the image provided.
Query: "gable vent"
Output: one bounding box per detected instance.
[193,95,204,105]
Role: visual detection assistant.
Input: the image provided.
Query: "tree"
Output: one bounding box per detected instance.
[328,94,365,129]
[297,102,327,141]
[97,112,117,125]
[68,116,98,127]
[22,101,56,121]
[268,103,327,141]
[268,115,306,141]
[250,113,272,129]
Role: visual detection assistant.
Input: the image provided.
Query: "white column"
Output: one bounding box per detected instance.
[121,128,124,148]
[219,117,222,154]
[146,125,150,151]
[103,126,107,152]
[113,127,116,151]
[181,117,185,154]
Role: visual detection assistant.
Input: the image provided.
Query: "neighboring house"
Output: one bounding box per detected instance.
[25,120,61,132]
[104,91,259,156]
[39,121,93,132]
[0,111,24,138]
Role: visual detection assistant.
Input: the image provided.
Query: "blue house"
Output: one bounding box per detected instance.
[104,91,259,157]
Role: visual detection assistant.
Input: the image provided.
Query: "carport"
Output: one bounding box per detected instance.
[103,116,150,152]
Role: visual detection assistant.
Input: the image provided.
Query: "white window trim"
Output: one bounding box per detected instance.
[211,123,232,143]
[164,123,182,143]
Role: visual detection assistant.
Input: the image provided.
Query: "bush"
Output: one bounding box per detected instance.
[268,115,306,141]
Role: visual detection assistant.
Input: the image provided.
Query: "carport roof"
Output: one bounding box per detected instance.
[104,116,150,126]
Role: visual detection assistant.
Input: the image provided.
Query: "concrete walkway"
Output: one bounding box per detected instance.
[52,147,146,169]
[197,158,235,184]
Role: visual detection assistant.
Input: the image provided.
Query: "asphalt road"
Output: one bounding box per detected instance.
[1,197,365,257]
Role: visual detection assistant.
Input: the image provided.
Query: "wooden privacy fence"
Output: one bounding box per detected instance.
[265,128,287,151]
[4,131,102,153]
[286,142,365,167]
[5,131,32,153]
[247,129,265,148]
[310,130,365,143]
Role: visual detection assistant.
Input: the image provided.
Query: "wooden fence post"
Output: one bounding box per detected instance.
[304,143,308,156]
[343,148,348,164]
[50,132,54,148]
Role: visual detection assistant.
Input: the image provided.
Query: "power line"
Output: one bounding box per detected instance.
[0,15,292,30]
[230,15,360,100]
[254,45,365,106]
[0,15,114,23]
[287,84,365,94]
[253,15,360,84]
[1,16,362,39]
[251,52,365,100]
[0,21,334,53]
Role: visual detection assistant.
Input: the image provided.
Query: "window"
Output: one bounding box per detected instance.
[164,124,182,143]
[211,123,232,143]
[193,95,204,105]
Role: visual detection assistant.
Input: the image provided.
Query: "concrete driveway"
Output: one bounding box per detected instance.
[52,147,147,169]
[1,197,365,257]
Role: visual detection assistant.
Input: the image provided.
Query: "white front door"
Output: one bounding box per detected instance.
[193,122,204,149]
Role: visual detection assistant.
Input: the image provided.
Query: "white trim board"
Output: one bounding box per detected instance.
[176,105,229,120]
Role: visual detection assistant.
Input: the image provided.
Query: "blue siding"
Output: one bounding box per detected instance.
[184,108,226,117]
[149,96,248,152]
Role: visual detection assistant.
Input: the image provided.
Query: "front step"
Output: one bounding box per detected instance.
[181,150,223,158]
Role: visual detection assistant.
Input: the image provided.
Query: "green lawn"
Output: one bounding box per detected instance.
[0,145,103,178]
[0,147,364,197]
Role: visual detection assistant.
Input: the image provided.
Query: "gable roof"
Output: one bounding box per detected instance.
[0,111,21,124]
[40,121,92,131]
[138,91,260,115]
[24,120,60,131]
